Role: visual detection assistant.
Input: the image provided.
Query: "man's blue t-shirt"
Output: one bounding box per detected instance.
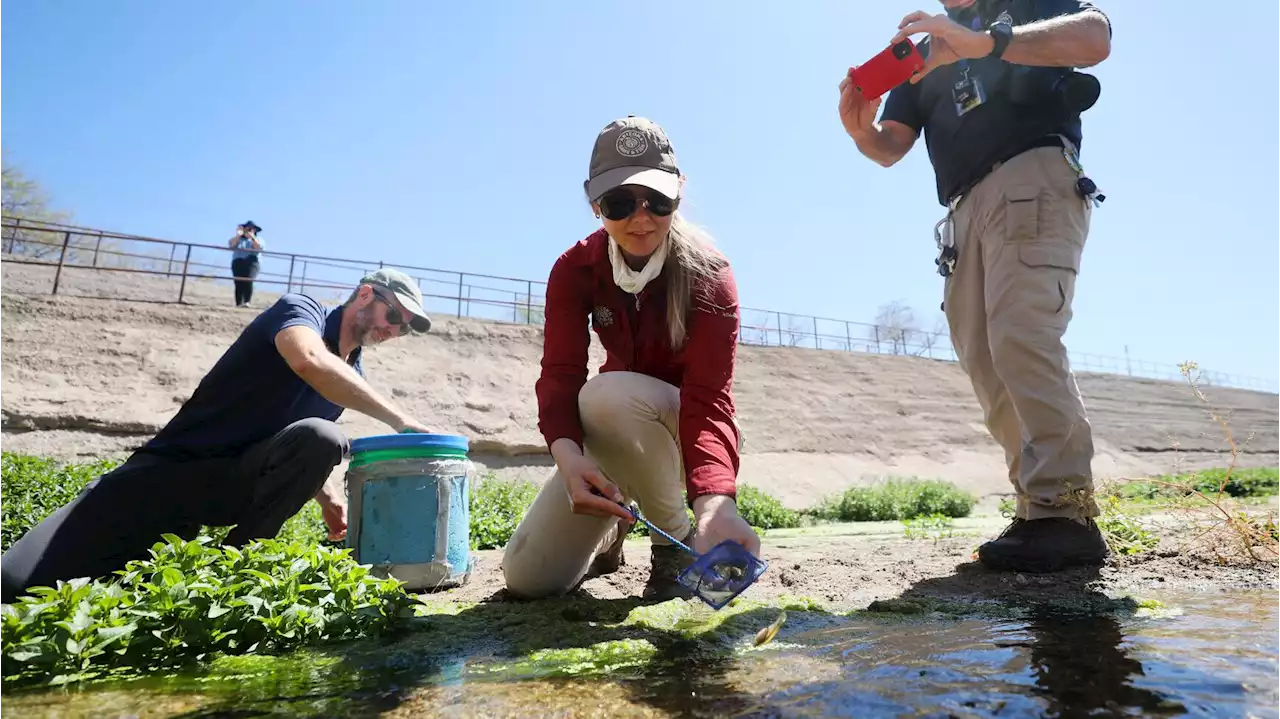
[138,294,362,459]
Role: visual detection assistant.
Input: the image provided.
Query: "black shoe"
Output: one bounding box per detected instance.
[642,530,696,601]
[977,517,1108,573]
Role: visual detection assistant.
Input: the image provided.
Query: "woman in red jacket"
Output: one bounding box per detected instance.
[502,116,760,601]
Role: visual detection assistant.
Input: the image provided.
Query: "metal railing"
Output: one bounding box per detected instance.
[3,215,1275,394]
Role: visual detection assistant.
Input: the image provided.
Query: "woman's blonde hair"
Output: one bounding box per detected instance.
[661,211,729,350]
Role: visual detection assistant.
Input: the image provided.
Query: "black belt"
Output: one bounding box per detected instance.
[947,135,1066,205]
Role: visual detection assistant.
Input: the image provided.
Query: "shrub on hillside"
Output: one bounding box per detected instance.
[735,485,801,530]
[1109,467,1279,502]
[808,477,976,522]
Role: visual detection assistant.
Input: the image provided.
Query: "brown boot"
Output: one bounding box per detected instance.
[584,522,628,580]
[642,529,696,601]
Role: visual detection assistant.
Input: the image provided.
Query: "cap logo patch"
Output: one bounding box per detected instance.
[615,129,648,158]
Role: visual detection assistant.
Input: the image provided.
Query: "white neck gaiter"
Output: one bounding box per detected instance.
[608,233,669,295]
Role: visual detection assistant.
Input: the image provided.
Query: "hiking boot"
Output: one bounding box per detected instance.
[642,530,696,601]
[977,517,1109,573]
[584,523,628,580]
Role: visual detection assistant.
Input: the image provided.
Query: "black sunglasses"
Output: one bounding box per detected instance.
[597,188,679,221]
[371,289,411,335]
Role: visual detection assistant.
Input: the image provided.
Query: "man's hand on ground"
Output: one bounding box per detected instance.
[314,480,348,542]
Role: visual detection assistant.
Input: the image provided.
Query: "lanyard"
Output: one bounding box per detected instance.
[956,15,984,77]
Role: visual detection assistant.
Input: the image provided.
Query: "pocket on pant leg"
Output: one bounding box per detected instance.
[1016,242,1080,317]
[1003,186,1041,243]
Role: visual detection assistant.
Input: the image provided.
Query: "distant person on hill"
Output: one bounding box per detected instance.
[229,220,264,307]
[1,269,436,603]
[501,115,759,602]
[838,0,1113,572]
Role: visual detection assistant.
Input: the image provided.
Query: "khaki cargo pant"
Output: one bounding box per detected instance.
[943,145,1099,520]
[502,371,694,598]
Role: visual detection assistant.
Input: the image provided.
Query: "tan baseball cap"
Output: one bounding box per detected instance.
[585,115,682,202]
[360,268,432,333]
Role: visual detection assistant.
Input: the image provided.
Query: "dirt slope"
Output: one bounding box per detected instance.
[2,280,1276,509]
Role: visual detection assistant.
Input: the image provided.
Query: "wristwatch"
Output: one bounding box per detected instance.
[987,19,1013,59]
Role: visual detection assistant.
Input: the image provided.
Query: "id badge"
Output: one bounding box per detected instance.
[953,75,986,116]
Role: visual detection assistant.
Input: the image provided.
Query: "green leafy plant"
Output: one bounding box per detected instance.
[1097,496,1159,556]
[1,453,123,552]
[735,485,801,530]
[1,534,412,687]
[807,477,976,523]
[469,475,539,550]
[901,513,956,543]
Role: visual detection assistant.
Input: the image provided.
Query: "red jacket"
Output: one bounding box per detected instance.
[535,228,741,502]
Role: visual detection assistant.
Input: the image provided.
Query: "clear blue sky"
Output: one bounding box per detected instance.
[3,1,1277,385]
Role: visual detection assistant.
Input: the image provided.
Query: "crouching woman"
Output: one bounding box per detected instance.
[502,116,759,601]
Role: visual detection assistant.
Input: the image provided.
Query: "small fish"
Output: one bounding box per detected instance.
[753,610,787,646]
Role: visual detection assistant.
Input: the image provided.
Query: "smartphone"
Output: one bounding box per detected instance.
[848,39,925,100]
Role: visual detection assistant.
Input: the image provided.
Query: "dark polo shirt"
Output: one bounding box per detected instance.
[880,0,1109,205]
[137,294,362,460]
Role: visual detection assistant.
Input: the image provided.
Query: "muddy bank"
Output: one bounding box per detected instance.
[431,518,1279,611]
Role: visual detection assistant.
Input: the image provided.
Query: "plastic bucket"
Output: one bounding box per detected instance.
[344,433,475,591]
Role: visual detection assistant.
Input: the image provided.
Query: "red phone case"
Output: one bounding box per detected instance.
[849,40,925,100]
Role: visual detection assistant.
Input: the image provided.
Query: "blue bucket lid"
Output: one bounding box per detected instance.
[350,433,470,454]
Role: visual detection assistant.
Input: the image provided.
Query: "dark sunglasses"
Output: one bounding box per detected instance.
[597,188,679,221]
[371,289,411,335]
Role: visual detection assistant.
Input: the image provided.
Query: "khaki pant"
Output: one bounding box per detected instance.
[944,146,1098,520]
[502,371,693,598]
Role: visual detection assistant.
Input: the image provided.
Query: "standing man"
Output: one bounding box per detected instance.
[1,269,436,602]
[838,0,1113,572]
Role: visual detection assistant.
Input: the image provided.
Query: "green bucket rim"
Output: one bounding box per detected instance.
[348,446,469,469]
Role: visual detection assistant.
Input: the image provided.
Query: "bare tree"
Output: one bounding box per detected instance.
[915,315,951,358]
[783,314,809,347]
[871,300,921,355]
[2,155,75,260]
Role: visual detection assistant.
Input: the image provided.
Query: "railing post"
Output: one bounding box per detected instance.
[526,280,533,324]
[177,244,193,303]
[813,316,820,350]
[1,214,19,254]
[874,325,882,353]
[844,321,852,352]
[775,311,783,346]
[286,255,296,294]
[456,273,464,318]
[92,232,103,267]
[51,231,72,295]
[300,261,308,295]
[167,243,178,276]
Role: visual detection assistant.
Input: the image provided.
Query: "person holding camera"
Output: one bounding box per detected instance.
[838,0,1112,573]
[229,220,264,307]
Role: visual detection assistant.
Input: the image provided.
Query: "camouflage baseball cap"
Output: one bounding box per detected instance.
[585,115,682,202]
[360,268,431,333]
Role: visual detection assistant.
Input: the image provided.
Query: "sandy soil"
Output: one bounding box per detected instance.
[427,513,1279,612]
[3,265,1276,510]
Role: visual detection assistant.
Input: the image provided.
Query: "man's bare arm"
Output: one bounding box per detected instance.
[850,120,919,168]
[274,325,411,430]
[1002,10,1111,68]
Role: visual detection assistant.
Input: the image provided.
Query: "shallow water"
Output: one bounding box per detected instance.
[4,589,1276,718]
